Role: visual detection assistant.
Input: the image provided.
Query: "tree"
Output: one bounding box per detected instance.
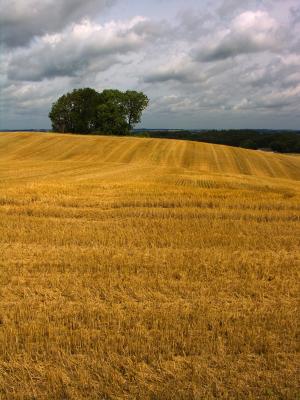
[240,139,257,149]
[122,91,149,131]
[48,94,71,133]
[49,88,101,133]
[96,89,149,134]
[97,90,129,135]
[49,88,149,135]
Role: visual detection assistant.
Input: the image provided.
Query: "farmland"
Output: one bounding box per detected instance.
[0,132,299,399]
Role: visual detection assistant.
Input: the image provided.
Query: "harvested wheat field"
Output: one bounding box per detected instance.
[0,131,299,399]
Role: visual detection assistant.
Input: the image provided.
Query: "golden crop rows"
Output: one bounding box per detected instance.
[0,132,299,399]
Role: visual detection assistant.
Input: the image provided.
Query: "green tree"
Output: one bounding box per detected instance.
[49,88,101,134]
[49,88,149,135]
[48,93,71,133]
[240,139,257,149]
[122,91,149,131]
[97,90,149,134]
[97,90,129,135]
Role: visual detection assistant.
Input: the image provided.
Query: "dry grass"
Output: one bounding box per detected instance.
[0,132,299,399]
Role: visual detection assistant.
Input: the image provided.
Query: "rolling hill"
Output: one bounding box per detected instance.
[0,131,299,180]
[0,132,299,399]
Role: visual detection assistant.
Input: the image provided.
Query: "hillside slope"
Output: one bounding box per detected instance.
[0,132,299,399]
[0,131,299,181]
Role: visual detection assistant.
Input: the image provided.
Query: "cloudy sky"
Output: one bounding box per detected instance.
[1,0,300,130]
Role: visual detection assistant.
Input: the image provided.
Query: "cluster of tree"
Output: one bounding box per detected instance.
[134,130,300,153]
[49,88,149,135]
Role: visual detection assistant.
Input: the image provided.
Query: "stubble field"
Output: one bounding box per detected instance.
[0,132,299,399]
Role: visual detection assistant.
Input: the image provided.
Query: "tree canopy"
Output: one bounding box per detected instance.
[135,129,300,153]
[49,88,149,135]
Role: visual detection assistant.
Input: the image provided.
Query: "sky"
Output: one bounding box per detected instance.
[1,0,300,130]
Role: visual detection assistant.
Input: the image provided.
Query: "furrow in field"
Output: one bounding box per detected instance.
[0,132,299,181]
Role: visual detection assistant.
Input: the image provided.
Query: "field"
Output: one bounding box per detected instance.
[0,132,299,399]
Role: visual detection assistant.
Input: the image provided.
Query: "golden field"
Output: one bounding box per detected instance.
[0,131,299,399]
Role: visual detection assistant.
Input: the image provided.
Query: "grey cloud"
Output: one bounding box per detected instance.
[130,19,171,40]
[7,18,149,81]
[175,9,215,39]
[195,34,277,62]
[193,10,282,62]
[8,52,119,82]
[0,0,115,47]
[0,77,71,116]
[242,59,300,89]
[218,0,255,16]
[254,91,300,110]
[290,7,300,26]
[144,69,196,84]
[143,59,233,84]
[1,0,300,130]
[218,0,287,16]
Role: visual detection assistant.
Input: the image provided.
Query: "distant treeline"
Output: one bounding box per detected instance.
[134,130,300,153]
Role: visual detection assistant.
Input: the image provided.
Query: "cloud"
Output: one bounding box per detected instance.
[218,0,293,16]
[7,17,152,81]
[218,0,256,16]
[1,0,300,130]
[195,11,281,62]
[292,7,300,23]
[143,56,236,85]
[175,9,215,39]
[257,86,300,109]
[145,70,189,83]
[144,61,206,84]
[0,0,115,47]
[0,77,72,123]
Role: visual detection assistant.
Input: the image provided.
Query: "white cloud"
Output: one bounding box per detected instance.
[0,0,115,47]
[7,17,152,81]
[232,10,278,31]
[194,11,282,62]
